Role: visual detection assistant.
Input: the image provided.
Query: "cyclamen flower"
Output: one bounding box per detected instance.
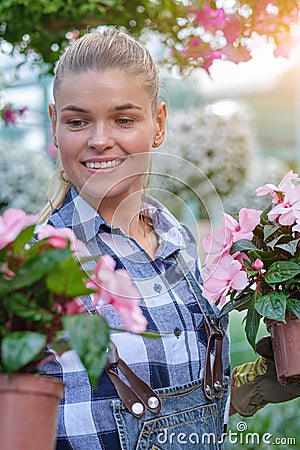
[87,255,147,334]
[202,253,248,306]
[0,208,37,250]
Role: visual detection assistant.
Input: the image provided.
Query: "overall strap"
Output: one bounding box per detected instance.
[175,253,224,400]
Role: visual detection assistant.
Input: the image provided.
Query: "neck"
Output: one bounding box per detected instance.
[99,191,146,238]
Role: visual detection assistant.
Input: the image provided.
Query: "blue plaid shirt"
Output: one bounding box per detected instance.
[41,188,230,450]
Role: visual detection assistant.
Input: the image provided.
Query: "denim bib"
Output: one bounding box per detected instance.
[112,376,229,450]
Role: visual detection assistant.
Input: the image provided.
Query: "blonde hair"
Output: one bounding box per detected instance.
[39,27,160,222]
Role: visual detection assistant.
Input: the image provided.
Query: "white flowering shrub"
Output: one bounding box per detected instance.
[152,101,288,220]
[154,101,255,201]
[222,157,289,215]
[0,138,53,214]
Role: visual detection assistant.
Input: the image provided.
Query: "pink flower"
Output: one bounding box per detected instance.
[268,184,300,226]
[224,208,261,242]
[38,225,88,257]
[18,107,27,117]
[202,254,249,306]
[0,208,37,250]
[65,298,86,315]
[221,43,252,64]
[223,15,243,44]
[203,208,260,261]
[256,170,300,204]
[202,218,234,255]
[191,4,226,32]
[202,51,223,73]
[3,107,16,124]
[87,255,147,334]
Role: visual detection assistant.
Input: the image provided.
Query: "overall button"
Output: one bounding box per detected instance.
[132,402,144,415]
[148,396,159,409]
[153,283,162,293]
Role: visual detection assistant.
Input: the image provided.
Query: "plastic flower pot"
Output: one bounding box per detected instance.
[0,374,64,450]
[265,311,300,386]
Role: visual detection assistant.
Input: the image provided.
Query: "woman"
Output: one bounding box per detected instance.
[40,27,230,449]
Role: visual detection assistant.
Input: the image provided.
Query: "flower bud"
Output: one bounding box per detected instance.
[253,258,264,270]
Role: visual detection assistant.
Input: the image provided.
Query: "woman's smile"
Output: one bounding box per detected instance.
[82,156,125,172]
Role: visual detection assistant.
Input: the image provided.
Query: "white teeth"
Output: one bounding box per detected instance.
[85,159,122,169]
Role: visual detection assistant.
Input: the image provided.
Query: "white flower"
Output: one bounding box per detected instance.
[0,138,53,214]
[154,101,254,199]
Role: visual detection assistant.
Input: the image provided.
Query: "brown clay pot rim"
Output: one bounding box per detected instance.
[0,373,64,398]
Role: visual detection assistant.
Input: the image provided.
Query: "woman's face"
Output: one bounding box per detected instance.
[50,70,166,210]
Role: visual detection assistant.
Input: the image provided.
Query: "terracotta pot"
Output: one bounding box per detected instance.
[265,311,300,385]
[0,374,64,450]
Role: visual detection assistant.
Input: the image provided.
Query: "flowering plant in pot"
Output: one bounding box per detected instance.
[0,207,147,384]
[202,171,300,383]
[0,207,147,448]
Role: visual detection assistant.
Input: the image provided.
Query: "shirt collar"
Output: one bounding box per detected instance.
[48,187,186,253]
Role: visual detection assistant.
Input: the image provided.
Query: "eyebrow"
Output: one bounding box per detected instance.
[61,105,90,113]
[110,103,142,112]
[61,103,143,113]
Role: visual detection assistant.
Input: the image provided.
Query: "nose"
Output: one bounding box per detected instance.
[88,123,114,151]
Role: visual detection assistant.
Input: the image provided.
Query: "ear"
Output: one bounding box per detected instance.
[153,102,167,147]
[48,103,58,146]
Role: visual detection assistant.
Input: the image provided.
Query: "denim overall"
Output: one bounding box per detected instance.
[111,255,229,450]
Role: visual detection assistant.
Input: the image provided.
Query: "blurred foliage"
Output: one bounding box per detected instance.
[1,1,300,74]
[226,399,300,449]
[0,0,187,72]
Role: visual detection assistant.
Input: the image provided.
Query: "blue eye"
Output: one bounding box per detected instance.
[68,119,86,128]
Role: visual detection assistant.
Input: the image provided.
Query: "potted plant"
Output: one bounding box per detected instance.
[0,207,146,449]
[202,170,300,385]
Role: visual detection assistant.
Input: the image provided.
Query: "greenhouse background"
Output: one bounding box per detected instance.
[1,17,300,449]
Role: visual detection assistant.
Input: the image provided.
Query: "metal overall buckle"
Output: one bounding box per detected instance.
[204,316,224,400]
[105,342,162,418]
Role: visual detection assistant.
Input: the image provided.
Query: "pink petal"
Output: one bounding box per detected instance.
[0,208,37,249]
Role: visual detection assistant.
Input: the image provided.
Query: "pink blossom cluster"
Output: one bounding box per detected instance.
[202,170,300,307]
[87,255,148,334]
[180,1,300,72]
[0,208,147,334]
[0,104,27,125]
[202,208,261,305]
[256,170,300,231]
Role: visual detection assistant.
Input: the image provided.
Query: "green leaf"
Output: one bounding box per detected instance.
[1,332,46,372]
[265,261,300,284]
[267,234,290,250]
[287,298,300,319]
[254,291,286,322]
[219,293,253,317]
[263,224,281,240]
[230,239,258,254]
[5,247,71,292]
[11,224,35,258]
[245,302,261,351]
[46,257,93,297]
[63,315,110,388]
[4,292,53,322]
[276,239,300,256]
